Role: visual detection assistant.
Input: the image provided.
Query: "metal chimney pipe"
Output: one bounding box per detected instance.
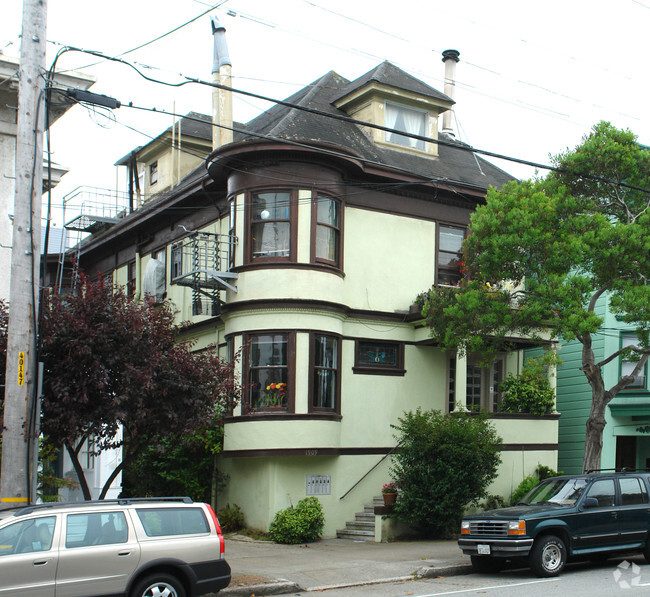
[211,16,233,149]
[441,49,460,136]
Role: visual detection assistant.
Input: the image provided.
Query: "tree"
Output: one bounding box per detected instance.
[390,409,501,537]
[420,122,650,473]
[39,276,240,499]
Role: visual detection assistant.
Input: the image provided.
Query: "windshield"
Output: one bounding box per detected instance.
[519,477,588,506]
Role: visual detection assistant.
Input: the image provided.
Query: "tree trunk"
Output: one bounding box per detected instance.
[99,458,126,500]
[583,391,607,473]
[65,440,92,500]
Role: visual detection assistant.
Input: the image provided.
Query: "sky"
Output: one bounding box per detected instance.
[2,0,649,227]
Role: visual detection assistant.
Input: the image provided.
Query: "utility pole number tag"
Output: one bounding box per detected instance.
[17,351,25,385]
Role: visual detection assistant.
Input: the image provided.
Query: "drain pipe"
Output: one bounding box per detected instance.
[211,16,233,149]
[441,49,460,136]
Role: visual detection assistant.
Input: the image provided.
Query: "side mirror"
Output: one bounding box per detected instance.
[582,497,599,509]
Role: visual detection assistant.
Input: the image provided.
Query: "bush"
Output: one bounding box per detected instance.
[218,503,245,533]
[269,497,324,544]
[499,354,559,416]
[510,464,564,505]
[482,494,507,511]
[390,408,502,538]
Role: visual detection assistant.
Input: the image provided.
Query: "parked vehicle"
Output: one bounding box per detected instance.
[0,497,230,596]
[458,472,650,577]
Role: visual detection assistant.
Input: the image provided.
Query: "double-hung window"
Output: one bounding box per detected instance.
[310,333,340,412]
[385,102,427,150]
[250,191,294,261]
[621,333,647,389]
[312,194,341,267]
[437,225,465,286]
[246,333,294,411]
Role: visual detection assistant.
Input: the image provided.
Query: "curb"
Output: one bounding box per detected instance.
[218,563,472,596]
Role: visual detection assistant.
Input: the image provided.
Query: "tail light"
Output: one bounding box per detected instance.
[206,504,225,555]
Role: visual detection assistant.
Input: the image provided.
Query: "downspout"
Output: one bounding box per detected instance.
[441,49,460,137]
[211,16,233,150]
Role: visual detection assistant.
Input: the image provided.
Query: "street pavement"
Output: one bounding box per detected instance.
[218,535,472,596]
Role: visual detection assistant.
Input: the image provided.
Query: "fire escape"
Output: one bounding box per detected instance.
[170,231,238,316]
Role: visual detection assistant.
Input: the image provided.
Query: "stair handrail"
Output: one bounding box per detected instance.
[339,444,399,501]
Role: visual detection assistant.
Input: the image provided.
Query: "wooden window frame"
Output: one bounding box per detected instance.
[245,189,298,264]
[309,332,342,414]
[310,192,343,270]
[126,259,136,298]
[436,224,466,287]
[353,339,405,376]
[243,331,296,413]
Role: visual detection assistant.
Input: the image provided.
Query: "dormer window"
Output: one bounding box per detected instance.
[385,102,427,150]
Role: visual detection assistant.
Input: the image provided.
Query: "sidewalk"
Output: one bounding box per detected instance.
[219,535,472,596]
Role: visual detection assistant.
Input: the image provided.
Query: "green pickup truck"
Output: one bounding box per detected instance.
[458,472,650,576]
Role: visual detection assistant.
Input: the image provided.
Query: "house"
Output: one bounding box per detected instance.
[0,53,94,301]
[552,295,650,474]
[71,52,560,537]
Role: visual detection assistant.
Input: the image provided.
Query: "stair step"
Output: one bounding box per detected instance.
[336,528,374,539]
[355,512,374,521]
[346,520,374,530]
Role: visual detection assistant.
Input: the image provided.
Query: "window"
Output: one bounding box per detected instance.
[250,191,294,260]
[171,242,183,279]
[619,477,648,506]
[310,333,340,411]
[126,259,136,297]
[585,479,616,508]
[136,508,208,537]
[66,512,128,547]
[246,333,294,410]
[448,356,456,412]
[149,161,158,185]
[385,102,427,150]
[0,517,55,555]
[455,357,505,412]
[353,340,405,376]
[312,194,341,267]
[621,333,647,389]
[437,225,465,286]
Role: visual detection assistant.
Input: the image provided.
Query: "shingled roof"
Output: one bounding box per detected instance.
[230,63,513,191]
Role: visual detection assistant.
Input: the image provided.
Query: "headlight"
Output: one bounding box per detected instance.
[507,520,526,535]
[461,521,470,534]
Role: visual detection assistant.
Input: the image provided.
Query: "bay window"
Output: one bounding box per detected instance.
[312,194,341,267]
[249,191,295,261]
[246,332,294,411]
[437,224,465,286]
[310,333,340,412]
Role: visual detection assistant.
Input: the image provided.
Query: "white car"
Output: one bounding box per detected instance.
[0,497,231,597]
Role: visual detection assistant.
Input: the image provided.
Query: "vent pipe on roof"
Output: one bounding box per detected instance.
[211,16,233,149]
[441,49,460,137]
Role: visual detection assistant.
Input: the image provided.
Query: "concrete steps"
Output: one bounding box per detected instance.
[336,497,382,541]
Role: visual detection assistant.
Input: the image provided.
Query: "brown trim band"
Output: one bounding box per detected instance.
[221,443,557,458]
[226,413,342,423]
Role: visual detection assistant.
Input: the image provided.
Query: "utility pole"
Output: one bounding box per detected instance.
[1,0,47,507]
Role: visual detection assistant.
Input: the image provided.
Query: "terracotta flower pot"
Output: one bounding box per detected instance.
[382,492,397,506]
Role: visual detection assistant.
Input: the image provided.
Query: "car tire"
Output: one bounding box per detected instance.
[131,573,186,597]
[643,539,650,565]
[529,535,567,577]
[470,555,504,573]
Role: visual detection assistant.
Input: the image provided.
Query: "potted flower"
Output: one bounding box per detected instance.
[382,482,398,506]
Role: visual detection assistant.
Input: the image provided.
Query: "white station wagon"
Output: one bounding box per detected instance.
[0,497,231,597]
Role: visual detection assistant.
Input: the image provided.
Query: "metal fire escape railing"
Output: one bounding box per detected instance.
[170,231,238,316]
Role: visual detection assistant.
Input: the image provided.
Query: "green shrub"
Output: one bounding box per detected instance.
[482,494,507,511]
[499,354,559,416]
[510,464,564,505]
[217,503,245,533]
[390,408,502,538]
[269,497,324,544]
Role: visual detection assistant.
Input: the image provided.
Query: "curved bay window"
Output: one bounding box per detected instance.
[312,194,341,267]
[246,332,295,411]
[249,191,295,261]
[437,224,465,286]
[310,333,341,412]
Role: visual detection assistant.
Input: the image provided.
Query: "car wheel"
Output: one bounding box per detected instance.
[529,535,567,577]
[470,555,504,573]
[644,539,650,565]
[131,574,186,597]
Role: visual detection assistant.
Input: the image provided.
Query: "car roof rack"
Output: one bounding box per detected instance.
[10,496,194,517]
[584,468,650,474]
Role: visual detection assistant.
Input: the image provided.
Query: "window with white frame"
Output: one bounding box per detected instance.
[621,333,647,389]
[385,102,427,150]
[456,357,505,412]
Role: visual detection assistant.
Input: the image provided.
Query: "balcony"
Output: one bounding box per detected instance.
[170,231,238,316]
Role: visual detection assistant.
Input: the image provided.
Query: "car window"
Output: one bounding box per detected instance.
[585,479,616,507]
[136,507,209,537]
[66,511,128,548]
[619,477,649,506]
[0,516,55,555]
[520,477,588,506]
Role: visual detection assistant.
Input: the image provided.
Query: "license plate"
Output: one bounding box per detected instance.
[477,544,491,555]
